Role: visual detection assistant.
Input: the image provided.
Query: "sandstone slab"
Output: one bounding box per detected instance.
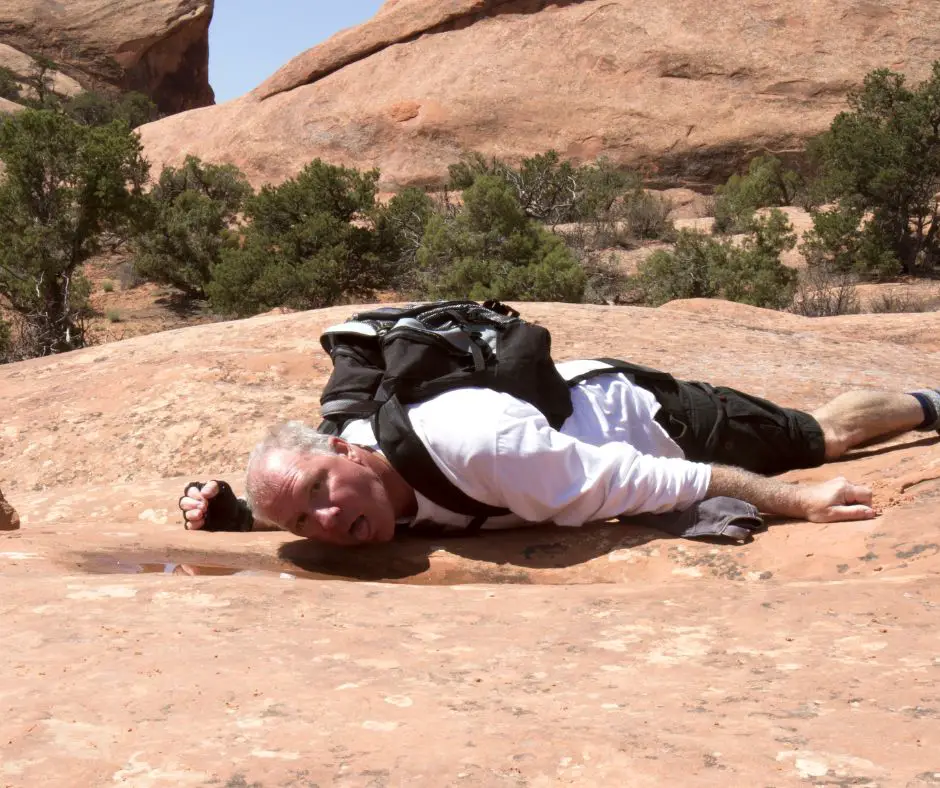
[0,95,20,114]
[0,43,83,98]
[0,568,936,786]
[0,0,214,113]
[1,302,939,784]
[140,0,940,189]
[5,300,940,496]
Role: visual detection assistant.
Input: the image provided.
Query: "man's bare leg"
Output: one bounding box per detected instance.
[812,391,927,460]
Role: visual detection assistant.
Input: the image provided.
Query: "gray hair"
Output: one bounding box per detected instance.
[245,421,338,521]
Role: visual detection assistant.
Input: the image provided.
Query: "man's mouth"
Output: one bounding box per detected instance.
[350,514,370,542]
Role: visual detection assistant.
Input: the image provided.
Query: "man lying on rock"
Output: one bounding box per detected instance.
[180,374,940,545]
[179,364,940,546]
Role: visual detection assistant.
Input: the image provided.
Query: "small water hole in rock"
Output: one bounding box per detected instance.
[69,524,643,585]
[69,548,550,585]
[73,552,532,585]
[77,554,332,582]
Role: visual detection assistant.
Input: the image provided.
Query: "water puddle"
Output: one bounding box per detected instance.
[78,554,326,581]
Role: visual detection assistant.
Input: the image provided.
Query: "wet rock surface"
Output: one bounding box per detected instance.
[1,301,939,784]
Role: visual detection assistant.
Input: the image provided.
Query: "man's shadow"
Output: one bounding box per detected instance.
[278,521,681,583]
[833,434,938,462]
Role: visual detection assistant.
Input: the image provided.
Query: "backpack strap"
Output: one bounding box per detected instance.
[595,357,677,385]
[560,357,677,387]
[373,357,678,530]
[320,398,381,420]
[374,394,511,521]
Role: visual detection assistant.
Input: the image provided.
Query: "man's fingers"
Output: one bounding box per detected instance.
[180,481,219,531]
[183,509,206,530]
[184,482,219,501]
[841,482,873,506]
[180,498,209,522]
[828,477,872,501]
[180,495,208,530]
[824,504,877,523]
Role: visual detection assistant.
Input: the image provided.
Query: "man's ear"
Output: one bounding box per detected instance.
[328,436,351,456]
[330,438,370,466]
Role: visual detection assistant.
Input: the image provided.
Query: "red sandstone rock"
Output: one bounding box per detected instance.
[0,0,214,114]
[5,300,940,496]
[140,0,940,189]
[0,43,83,100]
[0,95,21,115]
[1,302,939,784]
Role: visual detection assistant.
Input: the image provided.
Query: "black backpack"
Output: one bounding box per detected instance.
[317,300,574,526]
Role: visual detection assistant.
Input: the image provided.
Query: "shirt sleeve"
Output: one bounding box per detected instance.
[487,399,713,525]
[411,388,712,526]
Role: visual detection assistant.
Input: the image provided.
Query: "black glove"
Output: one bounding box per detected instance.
[178,480,254,532]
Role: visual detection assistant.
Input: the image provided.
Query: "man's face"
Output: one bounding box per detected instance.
[255,442,396,546]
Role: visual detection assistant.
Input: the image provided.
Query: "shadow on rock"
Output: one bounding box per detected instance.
[0,487,20,531]
[835,434,939,463]
[277,522,675,583]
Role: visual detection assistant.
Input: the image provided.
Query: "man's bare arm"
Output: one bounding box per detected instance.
[707,465,876,523]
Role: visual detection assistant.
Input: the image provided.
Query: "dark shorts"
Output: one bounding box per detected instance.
[627,367,826,475]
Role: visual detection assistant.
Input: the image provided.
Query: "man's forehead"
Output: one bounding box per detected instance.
[257,449,337,504]
[259,448,299,476]
[253,450,305,517]
[263,448,341,473]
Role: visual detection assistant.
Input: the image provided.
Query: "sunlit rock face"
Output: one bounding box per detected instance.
[0,0,214,114]
[0,95,22,114]
[2,301,940,783]
[140,0,940,189]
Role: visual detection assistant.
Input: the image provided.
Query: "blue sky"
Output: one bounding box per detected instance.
[209,1,385,103]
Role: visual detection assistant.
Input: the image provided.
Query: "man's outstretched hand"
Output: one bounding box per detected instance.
[178,480,254,532]
[707,466,877,523]
[800,476,876,523]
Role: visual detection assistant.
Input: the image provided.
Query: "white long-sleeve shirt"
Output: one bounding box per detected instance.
[340,363,712,530]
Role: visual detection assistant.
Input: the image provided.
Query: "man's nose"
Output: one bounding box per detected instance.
[315,506,343,532]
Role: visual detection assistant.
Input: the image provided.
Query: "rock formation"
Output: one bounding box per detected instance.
[0,95,21,115]
[0,43,83,99]
[0,0,214,114]
[1,301,939,783]
[140,0,940,189]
